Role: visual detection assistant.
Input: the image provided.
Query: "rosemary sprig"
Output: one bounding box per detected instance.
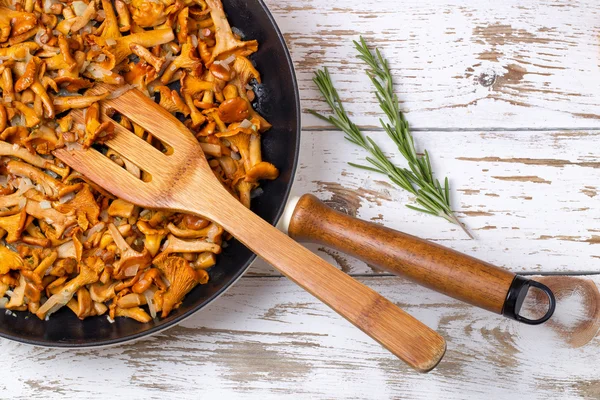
[310,37,472,238]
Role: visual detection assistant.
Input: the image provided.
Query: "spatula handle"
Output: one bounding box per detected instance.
[285,194,554,323]
[199,195,446,372]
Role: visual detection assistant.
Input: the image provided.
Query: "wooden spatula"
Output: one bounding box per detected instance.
[53,87,446,372]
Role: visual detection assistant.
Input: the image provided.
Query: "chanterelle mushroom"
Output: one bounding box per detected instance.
[128,0,168,28]
[205,0,258,65]
[0,141,68,177]
[14,56,54,118]
[160,38,202,84]
[0,244,24,274]
[154,254,203,317]
[0,207,27,243]
[53,185,100,231]
[36,256,104,319]
[158,234,221,258]
[25,198,78,237]
[108,223,152,278]
[245,161,279,183]
[137,220,168,257]
[0,7,37,44]
[6,160,80,200]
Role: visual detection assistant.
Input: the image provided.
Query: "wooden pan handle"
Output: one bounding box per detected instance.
[287,194,517,315]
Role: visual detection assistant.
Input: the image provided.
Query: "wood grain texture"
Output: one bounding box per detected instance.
[264,0,600,129]
[5,274,600,399]
[288,193,517,314]
[250,129,600,276]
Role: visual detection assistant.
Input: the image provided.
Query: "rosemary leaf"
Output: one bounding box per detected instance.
[309,38,472,239]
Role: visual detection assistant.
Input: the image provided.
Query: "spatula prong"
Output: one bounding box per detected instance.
[100,120,170,172]
[102,89,199,150]
[54,146,157,206]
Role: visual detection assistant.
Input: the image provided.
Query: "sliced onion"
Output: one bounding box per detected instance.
[239,119,252,129]
[143,289,157,319]
[223,54,236,66]
[35,27,46,46]
[190,34,198,47]
[11,114,25,126]
[139,209,151,218]
[79,60,90,73]
[18,198,27,210]
[231,27,244,39]
[105,38,117,46]
[72,0,88,16]
[81,21,94,34]
[86,64,112,79]
[124,265,139,277]
[213,60,229,71]
[83,222,105,242]
[65,142,83,151]
[58,88,81,97]
[18,177,34,191]
[43,0,54,13]
[58,192,76,204]
[46,170,59,179]
[57,241,76,258]
[39,201,52,209]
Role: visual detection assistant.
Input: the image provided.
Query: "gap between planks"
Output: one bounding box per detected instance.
[303,126,600,132]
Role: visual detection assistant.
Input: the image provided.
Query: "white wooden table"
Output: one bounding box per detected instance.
[6,0,600,398]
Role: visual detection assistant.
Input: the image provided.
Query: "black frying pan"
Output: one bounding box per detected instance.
[0,0,301,347]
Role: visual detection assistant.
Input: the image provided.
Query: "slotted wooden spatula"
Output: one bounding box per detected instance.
[53,87,446,372]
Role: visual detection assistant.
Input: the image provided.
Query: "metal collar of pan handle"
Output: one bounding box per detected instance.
[502,275,556,325]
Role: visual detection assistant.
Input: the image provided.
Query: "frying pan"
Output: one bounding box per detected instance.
[0,0,300,346]
[0,0,555,347]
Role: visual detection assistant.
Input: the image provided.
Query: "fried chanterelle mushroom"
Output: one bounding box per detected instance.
[0,0,277,322]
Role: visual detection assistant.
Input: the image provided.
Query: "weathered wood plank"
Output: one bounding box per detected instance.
[262,0,600,129]
[250,129,600,276]
[5,274,600,399]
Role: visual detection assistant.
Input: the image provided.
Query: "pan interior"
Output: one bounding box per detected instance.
[0,0,300,347]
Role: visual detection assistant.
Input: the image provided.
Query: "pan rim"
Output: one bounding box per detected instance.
[0,0,301,348]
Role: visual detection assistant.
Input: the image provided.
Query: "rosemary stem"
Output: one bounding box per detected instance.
[310,38,473,239]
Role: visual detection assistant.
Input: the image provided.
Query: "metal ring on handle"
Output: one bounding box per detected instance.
[502,275,556,325]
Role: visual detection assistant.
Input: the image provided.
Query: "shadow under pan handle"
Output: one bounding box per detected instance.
[285,194,555,324]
